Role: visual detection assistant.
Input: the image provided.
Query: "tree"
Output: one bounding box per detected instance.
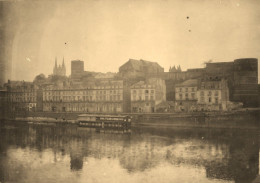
[33,74,46,84]
[202,59,213,66]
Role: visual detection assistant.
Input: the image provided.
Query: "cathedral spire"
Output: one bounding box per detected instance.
[55,57,57,68]
[62,56,65,67]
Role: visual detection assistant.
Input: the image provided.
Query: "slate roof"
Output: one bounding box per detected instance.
[176,79,198,87]
[119,59,163,72]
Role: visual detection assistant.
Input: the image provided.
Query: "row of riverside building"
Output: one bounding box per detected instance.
[0,58,259,115]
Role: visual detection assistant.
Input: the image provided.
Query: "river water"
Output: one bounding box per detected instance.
[0,121,259,183]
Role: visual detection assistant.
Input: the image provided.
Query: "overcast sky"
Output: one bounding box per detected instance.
[4,0,260,81]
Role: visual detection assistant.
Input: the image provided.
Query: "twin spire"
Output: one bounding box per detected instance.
[53,57,66,76]
[169,65,182,72]
[54,57,65,68]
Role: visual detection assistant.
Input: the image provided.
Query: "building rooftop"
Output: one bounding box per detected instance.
[131,80,157,88]
[119,58,164,72]
[176,79,198,87]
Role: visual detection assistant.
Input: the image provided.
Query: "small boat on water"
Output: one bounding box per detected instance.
[77,114,131,130]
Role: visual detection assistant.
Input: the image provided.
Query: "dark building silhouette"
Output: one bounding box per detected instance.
[132,58,258,107]
[233,58,258,107]
[258,84,260,107]
[0,90,7,119]
[71,60,84,81]
[205,58,258,107]
[70,154,83,171]
[119,59,164,79]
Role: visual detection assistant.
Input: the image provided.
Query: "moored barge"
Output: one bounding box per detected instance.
[77,114,131,130]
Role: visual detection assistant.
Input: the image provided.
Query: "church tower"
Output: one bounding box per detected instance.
[62,57,66,76]
[53,57,66,76]
[53,57,58,75]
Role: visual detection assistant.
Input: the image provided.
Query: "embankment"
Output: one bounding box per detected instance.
[1,109,259,129]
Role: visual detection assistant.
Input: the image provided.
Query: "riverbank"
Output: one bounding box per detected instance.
[1,108,259,129]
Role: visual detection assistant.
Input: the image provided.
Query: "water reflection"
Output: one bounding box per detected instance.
[0,121,259,183]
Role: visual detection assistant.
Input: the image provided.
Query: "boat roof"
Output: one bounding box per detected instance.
[78,114,129,118]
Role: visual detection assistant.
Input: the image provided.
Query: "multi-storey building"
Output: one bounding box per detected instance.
[204,58,258,107]
[258,84,260,107]
[175,79,198,111]
[42,79,124,113]
[134,58,258,107]
[175,78,230,111]
[119,59,164,79]
[4,81,38,112]
[197,77,229,111]
[0,89,7,119]
[130,78,166,113]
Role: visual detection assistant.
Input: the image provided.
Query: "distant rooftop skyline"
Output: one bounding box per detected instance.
[0,0,260,83]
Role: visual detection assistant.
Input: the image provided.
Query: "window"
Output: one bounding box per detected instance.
[185,93,189,100]
[191,88,195,92]
[209,97,212,103]
[200,91,204,96]
[191,93,195,99]
[201,97,205,102]
[215,97,218,104]
[151,90,154,94]
[179,88,182,92]
[179,94,183,100]
[150,96,154,100]
[208,91,212,96]
[133,95,136,101]
[145,96,149,100]
[215,91,218,96]
[185,88,188,92]
[145,90,149,94]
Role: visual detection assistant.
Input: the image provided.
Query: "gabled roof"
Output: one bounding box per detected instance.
[176,79,198,87]
[119,59,163,71]
[131,81,146,88]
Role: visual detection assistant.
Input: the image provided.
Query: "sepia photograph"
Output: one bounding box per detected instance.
[0,0,259,182]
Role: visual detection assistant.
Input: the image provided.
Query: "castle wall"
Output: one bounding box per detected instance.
[233,58,258,107]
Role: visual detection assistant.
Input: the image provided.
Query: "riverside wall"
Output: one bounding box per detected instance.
[1,109,259,129]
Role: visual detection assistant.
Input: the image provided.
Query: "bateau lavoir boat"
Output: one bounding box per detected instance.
[77,114,131,129]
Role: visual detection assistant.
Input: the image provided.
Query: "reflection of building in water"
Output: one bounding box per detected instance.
[205,132,259,182]
[1,125,259,182]
[70,154,83,171]
[70,139,84,171]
